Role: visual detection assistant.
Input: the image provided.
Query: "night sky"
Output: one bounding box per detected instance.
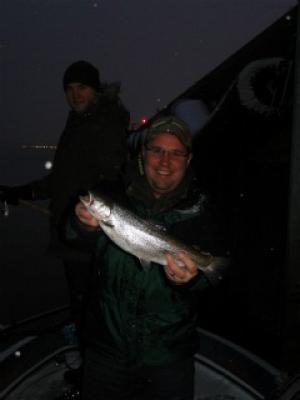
[1,0,296,151]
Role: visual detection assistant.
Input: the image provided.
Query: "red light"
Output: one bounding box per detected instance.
[140,116,148,125]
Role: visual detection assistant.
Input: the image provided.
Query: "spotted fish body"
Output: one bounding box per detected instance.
[80,191,228,283]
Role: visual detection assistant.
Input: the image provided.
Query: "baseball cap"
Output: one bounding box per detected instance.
[144,116,192,151]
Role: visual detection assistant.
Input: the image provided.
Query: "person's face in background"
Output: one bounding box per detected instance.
[142,133,192,198]
[65,82,97,114]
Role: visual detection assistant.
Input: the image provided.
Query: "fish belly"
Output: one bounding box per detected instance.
[100,218,171,265]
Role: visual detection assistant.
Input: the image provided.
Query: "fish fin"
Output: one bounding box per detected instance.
[79,191,93,207]
[139,259,152,271]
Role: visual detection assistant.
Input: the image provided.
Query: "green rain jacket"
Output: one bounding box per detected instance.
[64,161,227,367]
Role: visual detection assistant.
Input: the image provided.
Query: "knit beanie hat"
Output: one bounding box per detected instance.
[63,60,101,91]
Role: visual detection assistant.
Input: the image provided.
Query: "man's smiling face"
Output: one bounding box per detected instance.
[142,132,192,198]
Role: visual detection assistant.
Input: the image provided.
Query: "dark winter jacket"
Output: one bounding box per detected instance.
[64,159,229,367]
[30,85,130,225]
[25,86,129,259]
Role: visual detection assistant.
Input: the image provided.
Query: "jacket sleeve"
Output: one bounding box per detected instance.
[95,118,128,180]
[86,104,129,183]
[0,173,53,204]
[62,210,102,252]
[168,271,211,293]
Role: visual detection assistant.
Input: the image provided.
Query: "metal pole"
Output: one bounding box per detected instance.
[282,1,300,373]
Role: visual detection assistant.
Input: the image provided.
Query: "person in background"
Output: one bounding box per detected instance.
[0,60,130,396]
[64,115,229,400]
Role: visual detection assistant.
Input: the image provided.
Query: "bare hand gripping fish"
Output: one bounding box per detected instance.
[80,191,229,284]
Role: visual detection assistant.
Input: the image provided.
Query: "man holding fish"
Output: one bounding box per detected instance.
[64,115,229,399]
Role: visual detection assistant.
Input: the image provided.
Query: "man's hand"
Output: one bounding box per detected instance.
[164,251,198,285]
[75,201,99,228]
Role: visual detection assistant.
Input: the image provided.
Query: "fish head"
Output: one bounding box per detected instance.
[79,191,111,222]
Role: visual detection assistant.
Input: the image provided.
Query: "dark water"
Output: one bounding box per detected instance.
[0,147,68,326]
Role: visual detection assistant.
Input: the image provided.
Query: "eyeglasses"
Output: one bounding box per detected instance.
[145,145,189,160]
